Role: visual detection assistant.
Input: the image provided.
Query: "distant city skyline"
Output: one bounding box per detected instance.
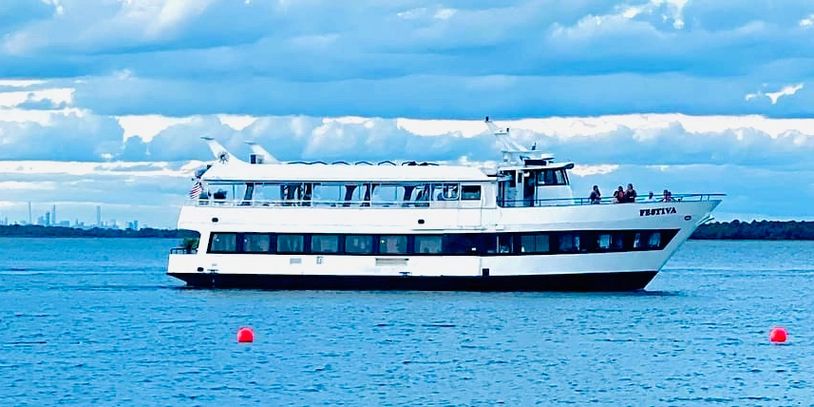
[0,202,148,230]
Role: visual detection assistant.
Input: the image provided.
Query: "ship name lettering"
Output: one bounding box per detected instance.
[639,207,677,217]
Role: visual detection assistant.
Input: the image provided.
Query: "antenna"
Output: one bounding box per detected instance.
[201,137,245,164]
[484,116,530,162]
[244,141,280,164]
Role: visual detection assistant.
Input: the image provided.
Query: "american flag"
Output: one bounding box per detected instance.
[188,182,203,200]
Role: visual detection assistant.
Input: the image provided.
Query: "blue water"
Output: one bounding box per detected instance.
[1,238,813,405]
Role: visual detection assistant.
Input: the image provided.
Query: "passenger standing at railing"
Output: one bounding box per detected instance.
[624,184,637,203]
[613,186,625,203]
[589,185,602,204]
[661,189,674,202]
[644,191,655,202]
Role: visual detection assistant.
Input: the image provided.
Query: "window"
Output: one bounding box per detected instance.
[242,234,270,253]
[432,183,459,201]
[521,234,550,253]
[633,232,644,250]
[648,232,662,249]
[538,169,569,186]
[210,233,237,253]
[345,235,373,254]
[597,233,612,250]
[371,185,399,206]
[461,185,482,201]
[312,184,343,204]
[379,235,408,254]
[311,235,339,253]
[415,235,443,254]
[497,234,514,254]
[277,234,304,253]
[444,234,479,254]
[558,233,581,253]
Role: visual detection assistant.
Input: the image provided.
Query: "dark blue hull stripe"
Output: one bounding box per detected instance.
[168,271,658,292]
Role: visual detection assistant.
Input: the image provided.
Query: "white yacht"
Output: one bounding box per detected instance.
[167,120,722,291]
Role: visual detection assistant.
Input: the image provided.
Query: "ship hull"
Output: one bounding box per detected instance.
[169,271,658,292]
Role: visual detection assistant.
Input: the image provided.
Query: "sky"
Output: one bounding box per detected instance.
[1,0,814,227]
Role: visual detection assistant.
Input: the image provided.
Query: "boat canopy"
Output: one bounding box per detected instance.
[201,162,492,183]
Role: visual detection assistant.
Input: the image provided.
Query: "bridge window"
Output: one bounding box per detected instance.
[277,234,304,253]
[538,169,569,186]
[311,235,339,253]
[379,235,408,254]
[345,235,374,254]
[461,185,482,201]
[209,233,237,253]
[242,233,271,253]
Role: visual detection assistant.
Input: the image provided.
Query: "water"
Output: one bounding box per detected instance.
[1,238,813,405]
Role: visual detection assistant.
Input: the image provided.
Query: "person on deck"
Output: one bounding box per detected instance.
[624,184,637,203]
[589,185,602,204]
[644,191,655,202]
[613,186,625,203]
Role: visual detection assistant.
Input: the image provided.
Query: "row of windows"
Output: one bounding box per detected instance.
[208,230,678,256]
[205,182,482,203]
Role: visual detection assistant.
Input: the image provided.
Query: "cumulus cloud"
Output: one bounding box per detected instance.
[0,1,813,116]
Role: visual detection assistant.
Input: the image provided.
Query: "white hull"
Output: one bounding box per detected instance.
[168,200,718,291]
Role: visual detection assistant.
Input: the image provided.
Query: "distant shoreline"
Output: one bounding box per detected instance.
[2,221,813,240]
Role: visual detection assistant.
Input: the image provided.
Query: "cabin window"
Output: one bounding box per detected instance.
[277,234,304,253]
[558,233,581,253]
[379,235,408,254]
[414,236,443,254]
[253,184,283,202]
[633,233,644,249]
[345,235,374,254]
[520,234,550,253]
[597,233,611,250]
[209,233,237,253]
[311,235,339,253]
[432,183,459,201]
[444,234,479,254]
[648,232,662,249]
[461,185,482,201]
[497,234,514,254]
[312,184,343,205]
[242,233,270,253]
[371,184,400,206]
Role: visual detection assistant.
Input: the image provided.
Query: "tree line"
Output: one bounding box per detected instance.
[691,220,814,240]
[2,221,813,240]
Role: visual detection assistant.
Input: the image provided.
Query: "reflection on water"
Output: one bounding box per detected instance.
[0,238,812,405]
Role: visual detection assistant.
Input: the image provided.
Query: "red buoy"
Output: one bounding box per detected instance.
[769,327,787,343]
[237,327,254,343]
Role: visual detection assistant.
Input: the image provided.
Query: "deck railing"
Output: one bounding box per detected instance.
[186,193,724,209]
[497,193,726,208]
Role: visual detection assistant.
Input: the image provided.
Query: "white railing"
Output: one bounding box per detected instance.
[186,193,724,209]
[498,193,727,208]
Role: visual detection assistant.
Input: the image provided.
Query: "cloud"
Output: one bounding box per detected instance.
[1,1,813,116]
[746,83,805,105]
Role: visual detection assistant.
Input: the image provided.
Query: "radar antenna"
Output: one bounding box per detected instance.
[201,137,245,164]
